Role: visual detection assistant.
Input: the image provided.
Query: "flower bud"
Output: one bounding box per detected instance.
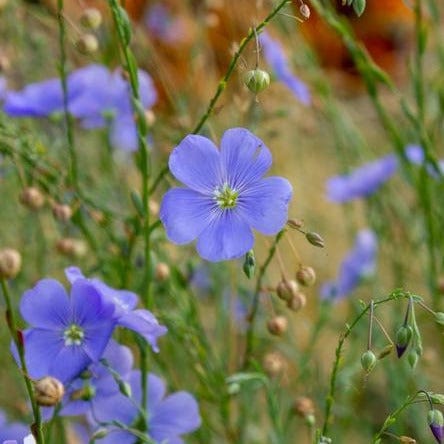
[428,409,444,443]
[296,266,316,287]
[0,248,21,279]
[52,203,73,222]
[155,262,170,282]
[75,34,99,55]
[262,351,287,377]
[80,7,102,29]
[399,437,416,444]
[19,187,45,210]
[361,350,377,373]
[395,325,413,358]
[276,278,299,302]
[287,218,304,229]
[286,291,307,312]
[408,348,419,369]
[305,232,325,248]
[34,377,65,406]
[267,316,288,336]
[56,238,87,258]
[435,312,444,325]
[244,69,270,93]
[91,428,108,439]
[299,3,311,19]
[243,250,256,279]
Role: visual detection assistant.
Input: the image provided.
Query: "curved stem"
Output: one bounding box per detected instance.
[1,279,44,444]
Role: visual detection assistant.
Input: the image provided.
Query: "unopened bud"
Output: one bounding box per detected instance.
[395,325,413,358]
[435,312,444,325]
[361,350,377,373]
[407,348,419,369]
[299,3,310,19]
[296,266,316,287]
[52,203,73,222]
[286,291,306,312]
[276,278,299,301]
[287,218,304,229]
[399,437,416,443]
[0,248,21,279]
[267,316,288,336]
[19,187,45,210]
[91,428,108,439]
[34,377,65,406]
[56,238,87,258]
[80,7,102,29]
[428,409,444,443]
[262,351,286,377]
[118,381,132,398]
[243,250,256,279]
[155,262,170,282]
[305,232,325,248]
[244,69,270,93]
[75,34,99,55]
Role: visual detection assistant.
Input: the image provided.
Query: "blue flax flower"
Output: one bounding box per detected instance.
[321,229,377,302]
[160,127,293,262]
[89,371,201,444]
[0,411,29,443]
[19,278,116,383]
[45,340,134,418]
[65,267,167,351]
[144,3,185,43]
[259,31,311,105]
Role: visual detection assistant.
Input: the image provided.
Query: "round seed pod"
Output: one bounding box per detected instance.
[296,266,316,287]
[80,8,102,29]
[0,248,21,279]
[286,291,307,312]
[52,203,73,223]
[34,377,65,407]
[75,34,99,55]
[276,278,299,302]
[267,316,288,336]
[19,187,45,211]
[155,262,170,282]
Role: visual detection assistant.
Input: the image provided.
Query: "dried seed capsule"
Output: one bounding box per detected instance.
[34,376,65,406]
[80,8,102,29]
[19,187,45,210]
[155,262,170,282]
[276,278,299,301]
[299,3,311,19]
[262,351,286,377]
[286,291,307,312]
[56,238,87,258]
[0,248,21,279]
[296,266,316,287]
[293,396,315,425]
[52,203,73,222]
[75,34,99,55]
[287,218,304,229]
[267,316,288,336]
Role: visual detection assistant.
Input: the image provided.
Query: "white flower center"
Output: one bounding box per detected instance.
[213,183,239,209]
[63,324,85,346]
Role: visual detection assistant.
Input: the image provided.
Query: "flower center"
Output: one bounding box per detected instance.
[63,324,85,346]
[214,183,239,209]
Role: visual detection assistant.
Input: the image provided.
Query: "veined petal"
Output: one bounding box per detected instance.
[160,188,214,244]
[238,177,292,235]
[20,279,70,329]
[48,344,91,383]
[148,373,167,410]
[109,114,138,152]
[196,211,254,261]
[220,128,272,189]
[168,134,221,193]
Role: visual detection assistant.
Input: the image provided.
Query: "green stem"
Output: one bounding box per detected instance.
[321,290,410,438]
[242,229,286,369]
[148,0,292,195]
[107,0,152,308]
[0,279,44,444]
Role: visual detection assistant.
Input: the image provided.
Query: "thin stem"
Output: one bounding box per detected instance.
[1,279,44,444]
[242,229,286,369]
[367,300,374,350]
[148,0,291,195]
[321,290,410,438]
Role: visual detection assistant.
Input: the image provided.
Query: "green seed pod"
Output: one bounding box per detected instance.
[243,250,256,279]
[305,231,325,248]
[244,69,270,93]
[361,350,377,373]
[407,348,419,369]
[434,312,444,325]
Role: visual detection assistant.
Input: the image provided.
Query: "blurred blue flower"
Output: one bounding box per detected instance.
[144,3,184,43]
[19,278,116,383]
[259,31,311,105]
[0,411,29,444]
[3,436,35,444]
[405,144,444,178]
[2,64,157,151]
[326,154,398,202]
[65,267,167,352]
[160,127,293,261]
[89,371,201,444]
[321,229,377,302]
